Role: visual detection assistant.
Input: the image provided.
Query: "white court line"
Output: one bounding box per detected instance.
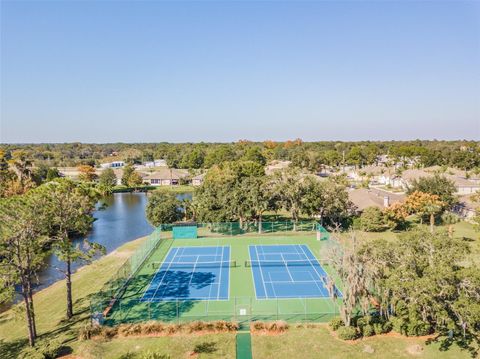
[255,246,270,299]
[248,246,261,300]
[264,280,324,284]
[216,246,224,300]
[187,256,200,288]
[281,254,294,282]
[146,247,180,301]
[297,245,330,294]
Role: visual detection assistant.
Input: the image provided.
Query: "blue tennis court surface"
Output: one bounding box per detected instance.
[249,244,340,299]
[141,246,230,301]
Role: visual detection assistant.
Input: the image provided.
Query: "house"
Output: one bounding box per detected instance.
[100,161,125,169]
[348,188,405,213]
[347,166,395,184]
[144,168,189,186]
[400,167,480,195]
[192,173,205,186]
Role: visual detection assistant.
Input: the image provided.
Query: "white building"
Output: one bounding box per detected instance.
[100,161,125,169]
[144,159,168,168]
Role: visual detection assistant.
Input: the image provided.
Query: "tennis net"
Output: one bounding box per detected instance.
[151,260,237,270]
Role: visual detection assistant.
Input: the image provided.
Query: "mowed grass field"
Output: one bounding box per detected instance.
[0,222,477,358]
[252,325,472,359]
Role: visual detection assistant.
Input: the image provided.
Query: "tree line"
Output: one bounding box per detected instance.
[146,161,352,230]
[1,140,478,170]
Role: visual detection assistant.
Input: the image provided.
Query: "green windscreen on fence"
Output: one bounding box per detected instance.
[317,224,330,240]
[173,225,198,239]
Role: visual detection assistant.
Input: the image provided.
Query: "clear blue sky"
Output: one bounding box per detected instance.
[1,1,479,143]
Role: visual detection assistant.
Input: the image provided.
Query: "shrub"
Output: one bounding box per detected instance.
[214,320,238,332]
[362,324,375,337]
[355,316,371,329]
[78,324,102,340]
[188,321,207,332]
[19,339,63,359]
[329,317,345,331]
[266,320,289,333]
[441,212,459,224]
[406,321,433,336]
[140,351,170,359]
[101,327,118,340]
[360,207,388,232]
[142,321,166,335]
[373,321,392,335]
[250,321,288,333]
[337,326,359,340]
[251,321,265,331]
[390,316,432,337]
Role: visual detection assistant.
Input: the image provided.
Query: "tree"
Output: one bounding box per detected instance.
[146,191,184,226]
[301,177,351,228]
[360,207,387,232]
[408,174,457,208]
[121,164,143,187]
[38,179,104,319]
[241,176,275,233]
[77,165,97,182]
[242,146,266,166]
[346,146,366,168]
[46,167,61,182]
[271,167,306,230]
[204,145,236,168]
[98,168,117,195]
[383,202,409,230]
[330,228,480,351]
[404,191,444,232]
[0,193,50,346]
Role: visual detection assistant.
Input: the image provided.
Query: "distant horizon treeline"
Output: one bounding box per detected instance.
[1,139,479,171]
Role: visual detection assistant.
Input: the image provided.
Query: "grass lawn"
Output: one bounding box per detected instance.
[152,185,195,193]
[252,326,473,359]
[73,334,236,359]
[0,236,149,358]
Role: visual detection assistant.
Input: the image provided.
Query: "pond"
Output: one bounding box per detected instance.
[35,192,191,291]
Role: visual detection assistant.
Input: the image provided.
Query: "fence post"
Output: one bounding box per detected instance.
[276,298,279,320]
[305,298,308,321]
[234,297,237,322]
[304,298,307,322]
[176,300,179,324]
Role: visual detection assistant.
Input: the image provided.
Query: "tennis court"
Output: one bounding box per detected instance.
[248,244,341,299]
[92,223,344,325]
[141,246,231,301]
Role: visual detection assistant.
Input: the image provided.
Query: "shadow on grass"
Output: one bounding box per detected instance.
[193,341,217,354]
[425,333,480,358]
[0,338,29,359]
